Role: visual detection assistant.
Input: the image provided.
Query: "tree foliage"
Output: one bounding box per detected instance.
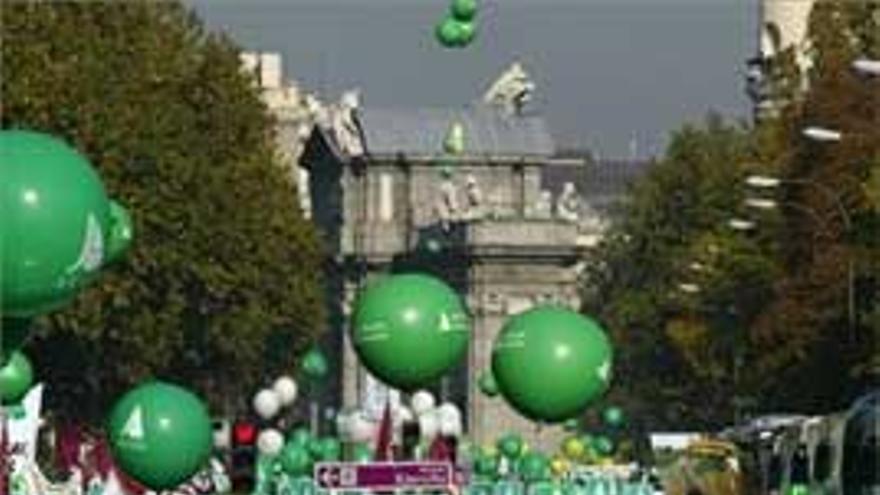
[583,0,879,427]
[1,1,325,420]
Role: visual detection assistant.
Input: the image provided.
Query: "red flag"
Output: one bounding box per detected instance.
[373,401,393,461]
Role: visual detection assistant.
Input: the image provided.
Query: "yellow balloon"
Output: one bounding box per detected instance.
[561,436,585,460]
[550,457,569,476]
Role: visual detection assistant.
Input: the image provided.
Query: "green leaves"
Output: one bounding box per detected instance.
[2,1,324,419]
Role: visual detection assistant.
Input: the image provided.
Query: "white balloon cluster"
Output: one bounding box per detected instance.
[409,390,463,441]
[250,375,300,455]
[333,390,464,447]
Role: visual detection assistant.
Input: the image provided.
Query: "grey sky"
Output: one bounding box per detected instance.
[186,0,757,158]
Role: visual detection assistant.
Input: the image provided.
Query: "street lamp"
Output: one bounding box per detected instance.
[853,58,880,77]
[802,126,842,143]
[743,175,856,334]
[729,218,756,231]
[678,283,701,294]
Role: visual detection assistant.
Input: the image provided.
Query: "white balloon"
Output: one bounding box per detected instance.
[272,376,298,406]
[396,405,415,424]
[257,429,285,456]
[439,415,463,437]
[253,389,282,420]
[418,410,440,441]
[437,402,461,423]
[350,413,377,443]
[411,390,436,416]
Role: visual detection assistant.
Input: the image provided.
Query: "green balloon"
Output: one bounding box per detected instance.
[563,418,580,432]
[0,351,33,404]
[319,437,342,461]
[280,443,311,477]
[435,17,474,48]
[497,433,524,459]
[289,428,311,447]
[351,442,373,463]
[107,382,212,490]
[450,0,478,21]
[1,318,32,364]
[308,437,325,459]
[518,452,550,483]
[301,347,329,379]
[0,130,133,318]
[352,273,470,390]
[478,369,499,397]
[474,454,499,478]
[602,406,625,428]
[593,435,615,456]
[492,307,613,422]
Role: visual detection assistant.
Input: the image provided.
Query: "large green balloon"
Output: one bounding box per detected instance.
[0,130,133,318]
[492,307,613,422]
[450,0,478,21]
[107,382,213,490]
[0,351,33,404]
[478,369,499,398]
[301,347,329,379]
[352,273,470,390]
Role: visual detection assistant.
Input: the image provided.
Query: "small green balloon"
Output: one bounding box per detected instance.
[478,369,499,397]
[474,454,499,478]
[289,428,311,447]
[450,0,478,21]
[0,351,33,404]
[319,437,342,461]
[280,444,311,476]
[0,130,131,318]
[602,406,625,428]
[308,437,325,459]
[593,435,615,456]
[352,273,470,390]
[518,452,550,483]
[435,17,474,48]
[106,200,134,264]
[107,382,213,490]
[302,347,329,379]
[492,307,613,422]
[497,433,524,459]
[351,443,373,463]
[563,418,580,432]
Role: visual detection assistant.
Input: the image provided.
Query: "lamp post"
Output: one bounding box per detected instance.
[744,175,856,334]
[853,58,880,77]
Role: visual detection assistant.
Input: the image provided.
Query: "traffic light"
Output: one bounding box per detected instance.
[230,419,257,491]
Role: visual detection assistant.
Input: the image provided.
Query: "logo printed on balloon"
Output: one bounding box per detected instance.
[356,320,391,343]
[121,406,146,442]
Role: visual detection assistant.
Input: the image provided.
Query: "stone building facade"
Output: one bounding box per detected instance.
[299,105,597,449]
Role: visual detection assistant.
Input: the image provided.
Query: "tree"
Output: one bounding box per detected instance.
[746,0,880,409]
[581,114,776,429]
[1,1,325,421]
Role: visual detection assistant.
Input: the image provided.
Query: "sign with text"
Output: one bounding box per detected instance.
[315,462,454,491]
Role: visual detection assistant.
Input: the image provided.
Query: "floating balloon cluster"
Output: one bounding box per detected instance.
[435,0,479,48]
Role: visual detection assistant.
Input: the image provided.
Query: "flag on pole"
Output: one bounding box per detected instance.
[373,400,393,461]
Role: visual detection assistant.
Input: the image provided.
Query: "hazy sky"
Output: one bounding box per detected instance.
[186,0,758,158]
